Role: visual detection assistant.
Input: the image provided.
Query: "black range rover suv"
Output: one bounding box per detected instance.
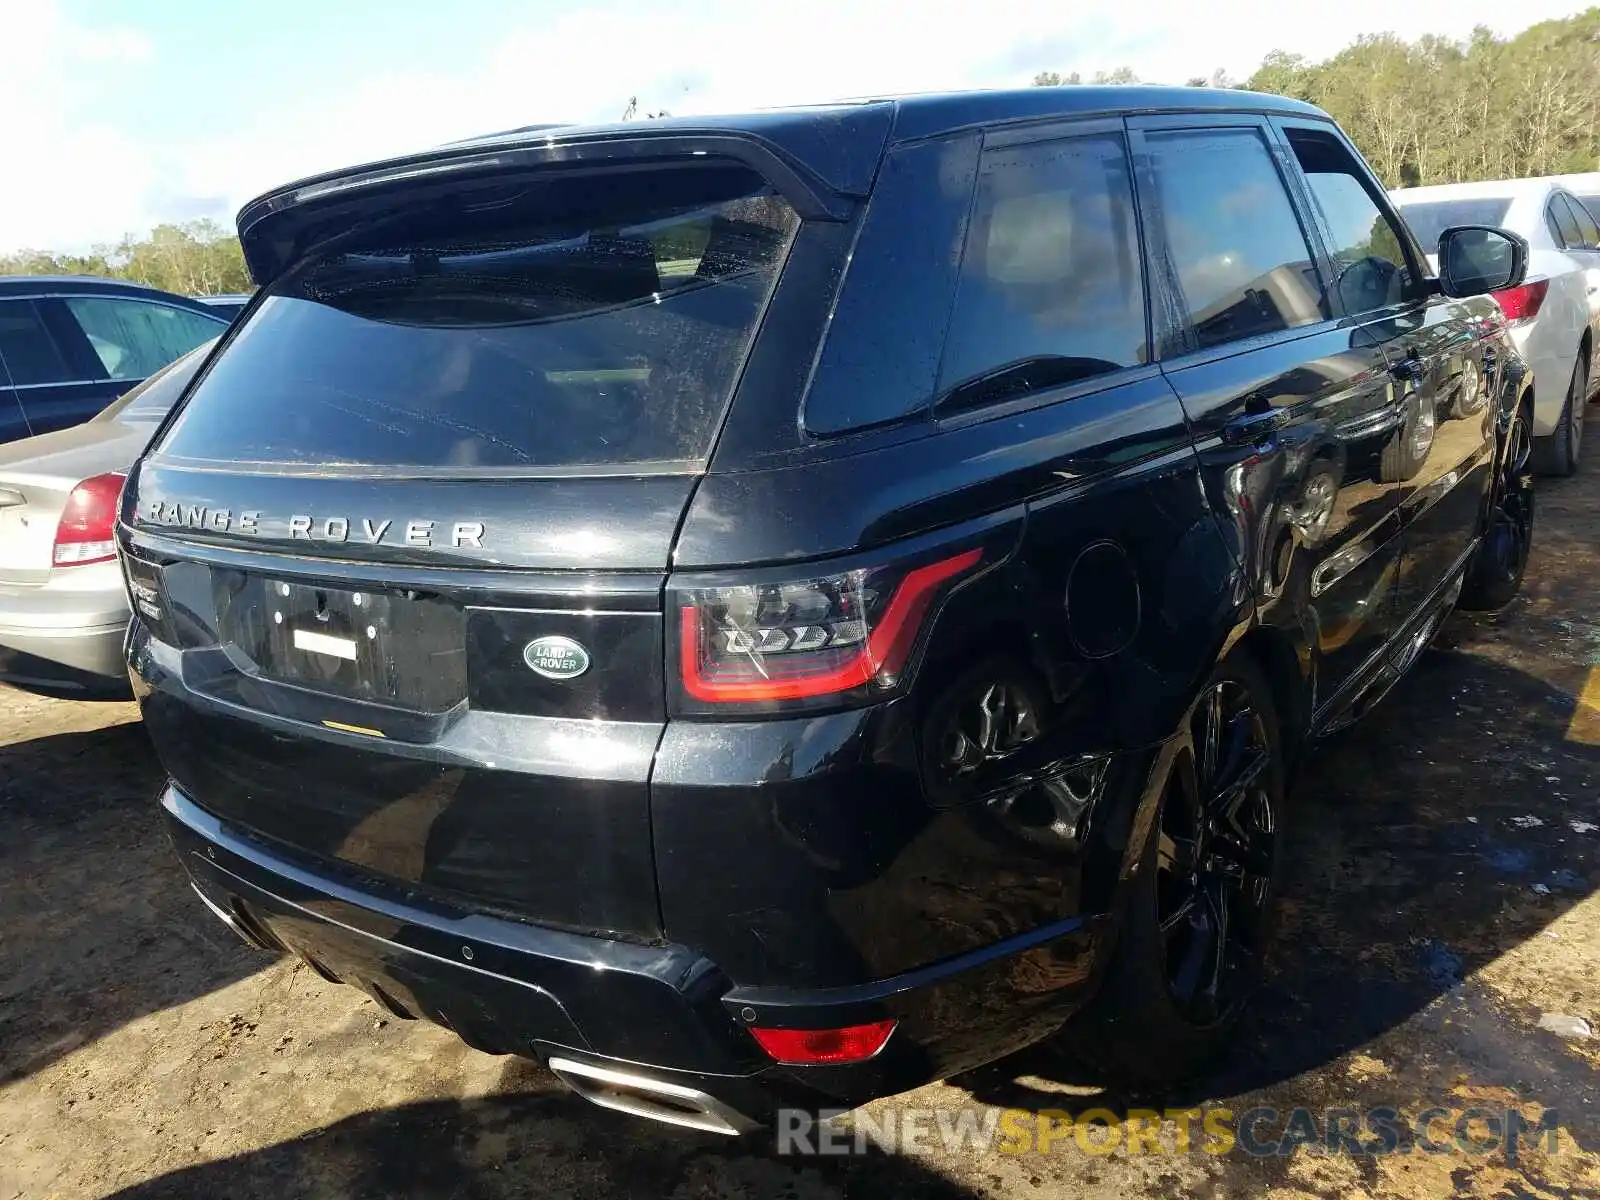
[123,88,1535,1133]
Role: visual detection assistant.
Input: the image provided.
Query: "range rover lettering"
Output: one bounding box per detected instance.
[123,88,1536,1133]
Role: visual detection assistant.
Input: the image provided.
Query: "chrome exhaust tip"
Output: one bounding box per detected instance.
[547,1056,760,1136]
[189,883,275,951]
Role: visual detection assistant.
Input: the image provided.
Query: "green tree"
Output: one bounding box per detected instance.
[1,219,252,296]
[1247,8,1600,186]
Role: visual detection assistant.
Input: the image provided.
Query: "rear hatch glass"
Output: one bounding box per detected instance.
[153,163,799,473]
[1395,197,1512,251]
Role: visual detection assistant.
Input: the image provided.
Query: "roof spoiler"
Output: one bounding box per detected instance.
[235,107,894,284]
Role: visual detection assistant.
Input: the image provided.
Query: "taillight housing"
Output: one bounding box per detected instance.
[672,546,986,714]
[53,473,125,566]
[1492,278,1548,324]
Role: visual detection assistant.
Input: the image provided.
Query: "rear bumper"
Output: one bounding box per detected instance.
[1508,322,1570,437]
[163,783,1111,1121]
[0,563,129,678]
[0,619,127,677]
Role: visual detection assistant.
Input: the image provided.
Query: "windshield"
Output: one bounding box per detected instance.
[1396,198,1512,252]
[154,163,800,473]
[92,339,215,423]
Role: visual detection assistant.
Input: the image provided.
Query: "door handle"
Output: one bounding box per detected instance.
[1389,355,1426,382]
[1221,407,1291,444]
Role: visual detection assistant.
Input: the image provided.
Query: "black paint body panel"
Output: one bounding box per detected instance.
[124,89,1530,1120]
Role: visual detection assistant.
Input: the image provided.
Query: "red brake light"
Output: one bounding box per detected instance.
[53,473,125,566]
[677,548,982,706]
[748,1019,897,1065]
[1492,278,1548,324]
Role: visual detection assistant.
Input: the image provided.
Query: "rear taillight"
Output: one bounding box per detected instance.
[1492,278,1548,324]
[674,547,983,711]
[53,473,125,566]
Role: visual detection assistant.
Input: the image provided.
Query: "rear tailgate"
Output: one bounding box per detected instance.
[124,155,804,941]
[128,471,679,938]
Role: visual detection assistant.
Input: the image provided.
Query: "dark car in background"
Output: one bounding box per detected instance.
[0,276,229,446]
[123,87,1536,1133]
[192,293,254,320]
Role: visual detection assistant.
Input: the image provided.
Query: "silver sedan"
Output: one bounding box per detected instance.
[0,341,211,690]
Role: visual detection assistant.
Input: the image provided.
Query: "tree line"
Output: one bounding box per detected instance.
[5,9,1597,295]
[1033,7,1600,187]
[0,219,252,297]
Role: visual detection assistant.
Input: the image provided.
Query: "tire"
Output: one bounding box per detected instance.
[1056,651,1286,1086]
[1450,357,1485,420]
[1379,391,1434,482]
[1533,353,1585,476]
[1461,397,1535,612]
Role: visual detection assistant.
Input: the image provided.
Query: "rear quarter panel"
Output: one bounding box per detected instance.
[657,373,1245,988]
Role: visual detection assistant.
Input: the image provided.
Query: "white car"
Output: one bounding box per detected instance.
[0,343,211,691]
[1393,177,1600,475]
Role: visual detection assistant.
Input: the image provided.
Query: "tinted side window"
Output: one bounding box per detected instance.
[1546,204,1567,246]
[804,136,978,436]
[0,299,75,386]
[1550,197,1583,249]
[64,298,224,380]
[936,133,1146,413]
[1558,194,1598,248]
[1285,128,1414,316]
[1574,197,1600,247]
[1145,128,1323,353]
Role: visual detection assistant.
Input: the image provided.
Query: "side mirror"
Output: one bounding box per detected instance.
[1436,225,1528,298]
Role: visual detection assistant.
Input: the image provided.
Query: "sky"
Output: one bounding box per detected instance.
[0,0,1590,254]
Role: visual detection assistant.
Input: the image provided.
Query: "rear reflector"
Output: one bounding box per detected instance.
[53,473,125,566]
[748,1019,897,1065]
[1492,278,1548,324]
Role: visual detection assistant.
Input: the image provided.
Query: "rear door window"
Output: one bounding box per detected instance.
[156,164,800,472]
[803,136,978,436]
[1143,127,1325,352]
[1556,194,1599,249]
[1549,197,1583,249]
[0,299,75,386]
[935,132,1147,414]
[64,297,224,381]
[1394,198,1512,251]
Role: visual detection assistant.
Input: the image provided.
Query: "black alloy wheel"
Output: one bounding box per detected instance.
[1155,678,1278,1026]
[1462,399,1534,611]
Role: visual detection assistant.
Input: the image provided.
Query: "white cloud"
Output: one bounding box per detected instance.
[0,0,1588,255]
[0,3,159,252]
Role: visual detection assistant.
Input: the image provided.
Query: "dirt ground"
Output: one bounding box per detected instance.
[2,457,1598,1200]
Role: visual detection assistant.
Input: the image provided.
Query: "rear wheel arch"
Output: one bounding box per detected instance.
[1227,626,1311,770]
